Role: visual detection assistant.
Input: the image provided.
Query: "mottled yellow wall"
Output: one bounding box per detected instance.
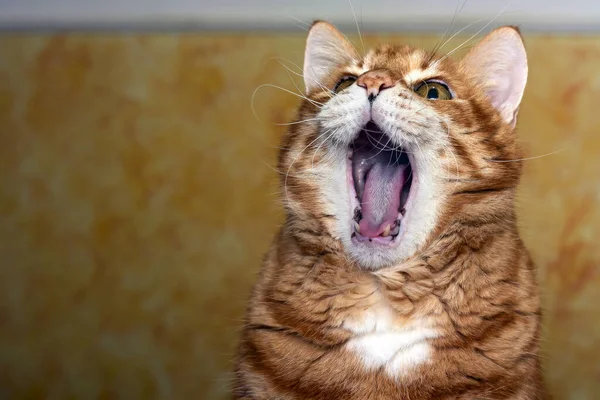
[0,33,599,399]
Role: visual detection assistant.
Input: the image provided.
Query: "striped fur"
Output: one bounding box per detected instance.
[234,23,546,399]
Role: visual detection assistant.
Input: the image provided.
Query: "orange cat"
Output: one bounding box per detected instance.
[234,21,545,399]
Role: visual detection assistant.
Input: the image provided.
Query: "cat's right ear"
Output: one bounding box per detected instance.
[303,21,360,94]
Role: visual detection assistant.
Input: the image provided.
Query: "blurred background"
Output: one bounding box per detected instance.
[0,0,599,399]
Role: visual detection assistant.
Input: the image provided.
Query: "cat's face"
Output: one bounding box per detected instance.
[278,22,527,269]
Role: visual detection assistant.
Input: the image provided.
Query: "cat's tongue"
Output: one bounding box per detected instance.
[359,162,407,237]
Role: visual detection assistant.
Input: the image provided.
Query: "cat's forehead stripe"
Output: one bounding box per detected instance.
[404,52,438,84]
[356,47,439,85]
[348,62,366,76]
[403,67,439,85]
[349,65,438,87]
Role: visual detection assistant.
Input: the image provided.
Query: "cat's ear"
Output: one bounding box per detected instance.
[303,21,360,93]
[461,26,528,127]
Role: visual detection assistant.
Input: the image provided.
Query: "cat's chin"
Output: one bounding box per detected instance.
[345,122,417,268]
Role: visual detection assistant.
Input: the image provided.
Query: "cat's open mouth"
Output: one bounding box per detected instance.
[348,122,413,244]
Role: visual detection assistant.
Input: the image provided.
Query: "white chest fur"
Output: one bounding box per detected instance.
[344,307,437,378]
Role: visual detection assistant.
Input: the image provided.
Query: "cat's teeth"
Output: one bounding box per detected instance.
[391,222,400,236]
[354,221,361,234]
[382,224,391,237]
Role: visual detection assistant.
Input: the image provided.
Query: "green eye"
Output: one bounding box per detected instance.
[334,76,357,93]
[414,81,453,100]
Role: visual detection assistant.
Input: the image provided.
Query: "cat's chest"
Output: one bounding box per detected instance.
[342,306,438,378]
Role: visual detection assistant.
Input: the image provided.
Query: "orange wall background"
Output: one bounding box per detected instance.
[0,33,599,399]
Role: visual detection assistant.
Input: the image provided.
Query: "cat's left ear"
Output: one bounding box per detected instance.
[461,26,528,127]
[303,21,360,94]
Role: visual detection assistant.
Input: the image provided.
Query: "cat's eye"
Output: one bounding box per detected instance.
[414,81,453,100]
[334,76,357,93]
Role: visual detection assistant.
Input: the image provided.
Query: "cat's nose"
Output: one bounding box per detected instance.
[357,69,394,102]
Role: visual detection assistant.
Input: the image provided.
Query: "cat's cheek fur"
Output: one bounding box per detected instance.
[317,85,370,145]
[313,146,352,241]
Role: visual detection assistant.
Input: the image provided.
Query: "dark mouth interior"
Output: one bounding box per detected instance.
[351,122,412,241]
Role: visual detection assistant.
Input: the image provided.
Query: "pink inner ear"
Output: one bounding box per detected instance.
[303,22,358,93]
[461,28,528,125]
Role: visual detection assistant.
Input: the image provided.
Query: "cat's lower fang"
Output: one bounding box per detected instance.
[382,224,391,237]
[391,220,401,236]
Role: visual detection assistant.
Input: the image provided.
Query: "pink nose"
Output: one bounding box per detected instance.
[357,69,394,101]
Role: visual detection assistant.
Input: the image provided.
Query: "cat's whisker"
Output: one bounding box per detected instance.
[261,160,313,180]
[365,133,409,154]
[436,1,512,64]
[361,128,423,155]
[310,128,338,171]
[387,142,396,167]
[273,118,320,126]
[484,149,566,163]
[416,139,459,183]
[348,0,366,55]
[375,133,396,164]
[440,116,461,182]
[362,130,396,164]
[253,83,324,108]
[267,191,283,198]
[433,144,459,183]
[337,29,365,63]
[306,65,338,98]
[277,60,335,98]
[263,57,334,101]
[436,17,488,54]
[282,66,316,100]
[427,0,469,63]
[275,56,343,99]
[264,56,303,74]
[285,15,311,31]
[260,160,283,175]
[251,84,323,126]
[283,128,337,205]
[437,7,525,60]
[364,130,394,156]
